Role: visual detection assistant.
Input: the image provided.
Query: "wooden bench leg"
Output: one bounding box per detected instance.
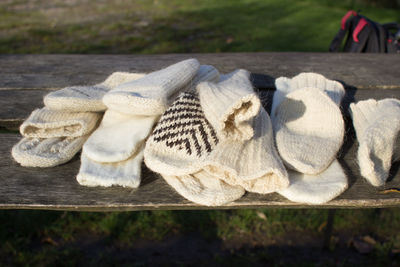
[323,209,336,250]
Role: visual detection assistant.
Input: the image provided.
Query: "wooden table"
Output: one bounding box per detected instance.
[1,53,399,211]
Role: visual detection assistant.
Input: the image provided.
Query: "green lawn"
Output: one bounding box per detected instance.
[0,0,399,53]
[1,0,400,266]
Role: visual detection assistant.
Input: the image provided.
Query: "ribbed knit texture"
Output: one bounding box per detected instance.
[162,170,245,206]
[12,135,88,167]
[103,58,200,116]
[349,98,400,186]
[20,107,101,138]
[44,72,146,112]
[278,160,348,204]
[77,148,144,188]
[271,72,345,175]
[198,69,261,141]
[82,110,158,163]
[204,107,289,194]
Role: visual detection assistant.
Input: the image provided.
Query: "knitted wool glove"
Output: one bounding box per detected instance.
[162,170,245,206]
[349,98,400,186]
[271,72,345,175]
[103,58,200,116]
[44,72,146,112]
[198,69,261,141]
[277,160,348,204]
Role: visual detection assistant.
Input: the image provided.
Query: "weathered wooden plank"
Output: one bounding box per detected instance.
[1,53,399,90]
[1,131,400,211]
[1,87,399,130]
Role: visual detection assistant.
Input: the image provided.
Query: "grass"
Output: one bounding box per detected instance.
[1,0,400,265]
[0,0,399,54]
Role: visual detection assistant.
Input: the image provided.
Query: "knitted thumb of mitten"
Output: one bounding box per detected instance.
[349,98,400,186]
[44,72,145,112]
[198,69,261,141]
[271,72,345,175]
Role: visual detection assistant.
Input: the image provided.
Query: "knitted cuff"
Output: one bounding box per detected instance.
[197,69,261,141]
[103,58,200,115]
[20,107,101,138]
[44,72,146,112]
[272,72,345,117]
[182,65,220,93]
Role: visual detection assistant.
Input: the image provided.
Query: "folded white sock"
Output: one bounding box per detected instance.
[103,58,200,115]
[83,109,158,163]
[44,72,146,112]
[12,135,88,167]
[20,107,101,138]
[278,160,348,204]
[198,69,260,141]
[162,170,245,206]
[77,148,144,188]
[271,72,345,175]
[349,98,400,186]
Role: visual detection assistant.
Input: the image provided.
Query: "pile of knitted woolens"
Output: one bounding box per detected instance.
[11,59,400,206]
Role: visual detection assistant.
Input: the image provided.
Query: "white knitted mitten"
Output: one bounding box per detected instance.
[349,98,400,186]
[271,72,345,175]
[103,58,200,116]
[278,160,348,204]
[162,170,245,206]
[44,72,145,112]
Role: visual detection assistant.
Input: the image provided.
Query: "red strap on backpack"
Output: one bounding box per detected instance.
[341,10,357,30]
[353,18,368,42]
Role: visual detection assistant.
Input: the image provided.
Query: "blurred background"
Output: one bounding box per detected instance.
[1,0,400,266]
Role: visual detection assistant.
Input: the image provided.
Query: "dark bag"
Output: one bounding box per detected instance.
[329,10,400,53]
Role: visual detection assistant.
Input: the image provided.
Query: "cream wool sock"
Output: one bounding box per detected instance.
[162,170,245,206]
[144,92,289,194]
[20,107,101,138]
[12,135,88,167]
[82,109,158,163]
[198,69,261,141]
[278,160,348,204]
[349,98,400,186]
[44,72,146,112]
[77,148,144,188]
[103,58,200,116]
[271,72,345,175]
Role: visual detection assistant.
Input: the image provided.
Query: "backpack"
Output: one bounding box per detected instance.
[329,10,400,53]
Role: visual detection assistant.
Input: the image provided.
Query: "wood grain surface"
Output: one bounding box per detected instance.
[1,53,399,210]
